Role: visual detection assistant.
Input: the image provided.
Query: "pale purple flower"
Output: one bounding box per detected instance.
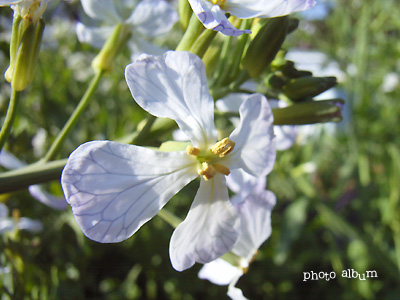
[77,0,178,60]
[61,51,276,271]
[188,0,316,36]
[0,203,43,234]
[199,169,276,300]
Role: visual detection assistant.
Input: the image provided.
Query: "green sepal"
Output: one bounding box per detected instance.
[159,141,191,152]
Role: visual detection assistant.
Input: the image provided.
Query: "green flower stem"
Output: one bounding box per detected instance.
[41,70,104,162]
[211,34,233,88]
[0,89,21,152]
[189,29,218,58]
[132,115,157,145]
[176,13,204,51]
[157,209,182,228]
[0,159,67,194]
[226,19,252,83]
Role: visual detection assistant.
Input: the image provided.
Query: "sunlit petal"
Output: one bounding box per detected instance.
[224,94,276,177]
[226,0,316,19]
[126,0,178,37]
[80,0,121,23]
[170,174,240,271]
[61,141,198,243]
[199,258,243,286]
[125,51,218,149]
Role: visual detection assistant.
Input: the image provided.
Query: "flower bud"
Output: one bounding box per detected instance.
[242,16,289,78]
[272,99,344,125]
[282,76,337,102]
[5,17,45,91]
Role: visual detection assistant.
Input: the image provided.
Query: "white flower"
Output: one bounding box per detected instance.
[77,0,178,60]
[216,93,297,151]
[0,150,67,210]
[188,0,316,36]
[0,0,51,23]
[199,169,276,300]
[0,203,43,234]
[61,51,276,271]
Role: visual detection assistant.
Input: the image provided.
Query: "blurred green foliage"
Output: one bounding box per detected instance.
[1,0,400,299]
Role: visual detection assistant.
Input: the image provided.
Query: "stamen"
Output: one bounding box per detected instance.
[213,163,230,176]
[186,145,200,156]
[198,162,216,181]
[210,138,235,157]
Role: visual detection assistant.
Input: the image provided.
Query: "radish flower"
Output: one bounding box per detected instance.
[61,51,276,271]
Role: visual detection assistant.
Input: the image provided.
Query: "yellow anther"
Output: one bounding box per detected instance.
[211,0,226,6]
[186,145,201,157]
[213,163,230,176]
[198,162,216,181]
[210,138,235,157]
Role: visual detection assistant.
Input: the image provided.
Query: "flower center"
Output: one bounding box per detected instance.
[210,0,226,8]
[187,138,235,181]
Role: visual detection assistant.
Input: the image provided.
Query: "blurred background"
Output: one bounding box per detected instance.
[1,0,400,299]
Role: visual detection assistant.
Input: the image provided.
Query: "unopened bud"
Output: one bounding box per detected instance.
[265,72,286,90]
[282,76,337,102]
[287,18,300,34]
[6,18,45,91]
[272,99,345,125]
[242,16,289,78]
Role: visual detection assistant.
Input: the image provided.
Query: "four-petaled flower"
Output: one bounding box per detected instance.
[188,0,316,36]
[61,51,276,271]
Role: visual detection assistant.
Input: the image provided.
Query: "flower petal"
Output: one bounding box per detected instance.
[0,0,22,7]
[226,169,266,199]
[61,141,198,243]
[225,93,276,177]
[76,22,114,48]
[232,190,276,262]
[125,51,218,149]
[227,285,249,300]
[169,174,240,271]
[126,0,178,37]
[0,150,25,169]
[188,0,251,36]
[80,0,122,23]
[198,258,243,286]
[17,217,43,233]
[28,185,67,210]
[226,0,316,19]
[127,36,167,61]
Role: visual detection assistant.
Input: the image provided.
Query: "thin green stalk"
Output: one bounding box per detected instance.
[176,13,204,51]
[0,159,66,194]
[157,209,182,228]
[226,19,252,82]
[0,89,21,152]
[189,29,218,58]
[41,70,104,162]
